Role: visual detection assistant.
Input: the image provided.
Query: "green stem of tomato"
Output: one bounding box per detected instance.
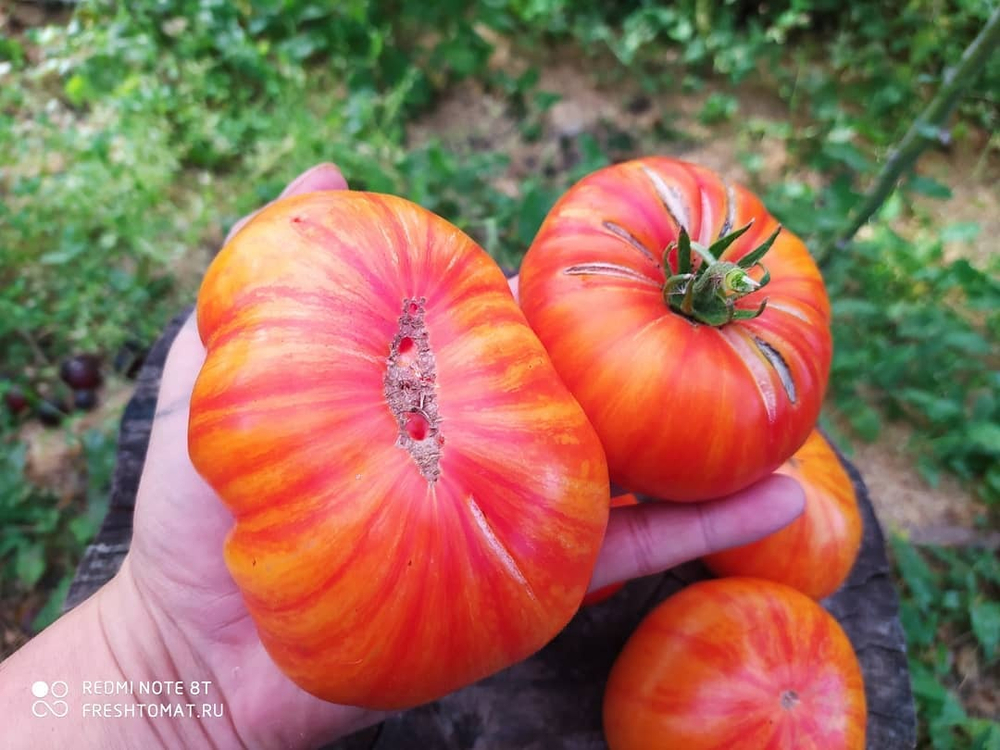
[661,222,780,327]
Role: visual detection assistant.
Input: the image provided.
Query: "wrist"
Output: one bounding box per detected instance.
[0,559,242,750]
[96,556,242,749]
[119,553,383,750]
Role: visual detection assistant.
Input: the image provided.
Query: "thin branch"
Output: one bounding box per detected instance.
[816,6,1000,266]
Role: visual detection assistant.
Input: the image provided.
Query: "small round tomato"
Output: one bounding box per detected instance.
[703,429,862,599]
[603,578,866,750]
[188,191,610,710]
[519,157,832,501]
[581,493,640,606]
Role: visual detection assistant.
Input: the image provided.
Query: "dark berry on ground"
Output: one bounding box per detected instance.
[60,354,102,389]
[73,389,98,412]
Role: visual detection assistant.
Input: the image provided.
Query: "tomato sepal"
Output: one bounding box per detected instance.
[662,222,781,326]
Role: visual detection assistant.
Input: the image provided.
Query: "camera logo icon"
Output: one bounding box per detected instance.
[31,680,69,718]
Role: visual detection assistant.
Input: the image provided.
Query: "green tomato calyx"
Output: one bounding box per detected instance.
[662,220,780,327]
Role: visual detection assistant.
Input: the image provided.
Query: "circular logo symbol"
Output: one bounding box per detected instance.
[31,680,69,718]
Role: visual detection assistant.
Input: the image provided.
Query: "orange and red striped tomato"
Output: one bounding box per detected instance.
[581,493,640,606]
[704,429,862,599]
[519,157,832,501]
[188,191,610,710]
[603,578,867,750]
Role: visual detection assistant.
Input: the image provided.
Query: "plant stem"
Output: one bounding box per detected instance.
[17,329,51,368]
[816,6,1000,266]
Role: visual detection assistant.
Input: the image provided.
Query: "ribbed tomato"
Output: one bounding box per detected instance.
[703,429,862,599]
[581,493,640,606]
[188,191,610,710]
[519,157,832,501]
[603,578,867,750]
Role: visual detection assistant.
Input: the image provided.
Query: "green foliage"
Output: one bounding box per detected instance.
[820,222,1000,503]
[892,537,1000,748]
[3,0,995,395]
[784,0,999,137]
[505,0,998,137]
[0,424,114,627]
[0,0,507,394]
[0,444,57,592]
[698,92,738,125]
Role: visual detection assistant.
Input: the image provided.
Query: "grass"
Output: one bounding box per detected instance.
[1,1,998,746]
[891,538,1000,749]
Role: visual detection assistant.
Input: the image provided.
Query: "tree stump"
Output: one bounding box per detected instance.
[65,311,917,749]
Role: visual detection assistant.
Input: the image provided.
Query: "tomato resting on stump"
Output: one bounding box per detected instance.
[519,157,832,501]
[703,429,863,600]
[188,191,610,710]
[603,578,867,750]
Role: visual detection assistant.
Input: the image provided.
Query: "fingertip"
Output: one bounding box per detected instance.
[223,164,349,246]
[755,473,806,521]
[689,473,806,557]
[584,474,809,596]
[507,275,519,301]
[223,215,251,246]
[715,473,805,543]
[280,163,349,197]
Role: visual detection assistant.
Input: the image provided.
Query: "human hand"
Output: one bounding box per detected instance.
[2,164,804,750]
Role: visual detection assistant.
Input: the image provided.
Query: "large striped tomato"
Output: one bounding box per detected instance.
[603,578,867,750]
[519,157,832,501]
[704,429,862,599]
[188,191,610,710]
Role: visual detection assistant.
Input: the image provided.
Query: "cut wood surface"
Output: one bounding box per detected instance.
[65,311,916,749]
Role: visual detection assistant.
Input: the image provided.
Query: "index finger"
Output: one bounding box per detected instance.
[587,474,805,593]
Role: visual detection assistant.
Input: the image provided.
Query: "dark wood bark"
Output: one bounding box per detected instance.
[66,312,916,749]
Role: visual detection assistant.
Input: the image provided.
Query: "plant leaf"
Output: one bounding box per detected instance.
[15,544,45,589]
[737,226,782,269]
[676,228,692,275]
[708,219,753,258]
[970,600,1000,661]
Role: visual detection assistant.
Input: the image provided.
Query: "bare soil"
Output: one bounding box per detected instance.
[19,380,133,499]
[843,423,993,543]
[912,142,1000,267]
